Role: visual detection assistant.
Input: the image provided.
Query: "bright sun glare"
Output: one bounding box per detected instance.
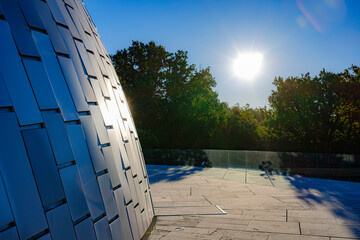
[232,52,263,81]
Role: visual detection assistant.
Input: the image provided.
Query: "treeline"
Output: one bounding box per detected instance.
[112,41,360,154]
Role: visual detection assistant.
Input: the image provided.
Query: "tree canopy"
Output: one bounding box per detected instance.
[112,41,360,153]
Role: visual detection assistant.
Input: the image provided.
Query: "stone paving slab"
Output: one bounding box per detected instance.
[155,206,223,216]
[146,165,360,240]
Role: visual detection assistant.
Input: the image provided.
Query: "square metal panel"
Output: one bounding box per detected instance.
[109,218,125,240]
[126,201,140,240]
[113,188,133,240]
[0,113,48,240]
[34,0,69,55]
[0,20,43,126]
[66,6,96,53]
[45,0,67,26]
[32,30,78,122]
[74,217,96,240]
[0,227,19,240]
[88,105,110,145]
[89,78,112,126]
[0,72,12,108]
[74,40,96,77]
[66,125,105,220]
[22,58,58,110]
[58,27,96,102]
[107,129,132,204]
[59,165,89,222]
[42,113,75,165]
[135,206,145,237]
[52,0,81,39]
[17,0,45,30]
[102,145,122,188]
[37,233,52,240]
[46,204,76,240]
[94,217,112,240]
[0,1,40,57]
[97,173,118,221]
[79,115,106,173]
[22,128,65,207]
[58,55,89,112]
[0,171,14,229]
[88,53,109,97]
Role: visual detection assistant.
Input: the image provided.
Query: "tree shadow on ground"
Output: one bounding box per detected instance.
[146,165,204,184]
[282,174,360,238]
[269,153,360,238]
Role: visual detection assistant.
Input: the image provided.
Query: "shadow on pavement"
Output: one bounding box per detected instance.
[146,165,204,184]
[285,175,360,237]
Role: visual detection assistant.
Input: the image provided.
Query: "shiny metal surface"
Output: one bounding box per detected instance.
[0,0,154,239]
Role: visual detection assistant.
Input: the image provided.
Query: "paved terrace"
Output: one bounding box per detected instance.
[145,165,360,240]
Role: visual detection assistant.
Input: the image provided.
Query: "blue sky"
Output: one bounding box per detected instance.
[84,0,360,108]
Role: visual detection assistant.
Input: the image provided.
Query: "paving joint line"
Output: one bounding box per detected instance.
[221,169,229,180]
[202,195,213,205]
[245,186,256,195]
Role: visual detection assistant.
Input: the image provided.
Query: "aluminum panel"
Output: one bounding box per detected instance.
[0,172,13,229]
[90,78,112,126]
[53,0,81,39]
[46,0,67,26]
[109,218,125,240]
[43,113,75,165]
[0,227,19,240]
[38,233,52,240]
[88,105,110,145]
[102,146,121,188]
[67,125,105,220]
[0,1,40,57]
[22,129,65,207]
[58,55,89,112]
[59,165,89,221]
[0,113,48,240]
[0,20,42,126]
[97,173,118,221]
[94,217,112,240]
[0,0,154,238]
[79,115,106,173]
[74,217,96,240]
[67,6,96,53]
[0,73,12,108]
[17,0,45,30]
[32,30,78,121]
[74,40,96,77]
[58,27,96,102]
[46,204,77,240]
[113,188,133,240]
[22,59,58,110]
[126,202,140,240]
[107,129,132,204]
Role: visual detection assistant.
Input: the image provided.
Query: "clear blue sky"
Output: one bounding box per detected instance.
[84,0,360,108]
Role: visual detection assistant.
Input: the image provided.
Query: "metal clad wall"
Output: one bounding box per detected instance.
[0,0,154,239]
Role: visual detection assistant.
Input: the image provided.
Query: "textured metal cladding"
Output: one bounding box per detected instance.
[0,0,154,239]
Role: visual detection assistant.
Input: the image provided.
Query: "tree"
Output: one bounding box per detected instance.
[112,41,227,149]
[267,67,360,153]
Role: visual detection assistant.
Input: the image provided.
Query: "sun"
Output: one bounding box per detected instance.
[232,52,263,81]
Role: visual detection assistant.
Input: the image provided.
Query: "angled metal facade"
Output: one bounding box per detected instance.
[0,0,154,239]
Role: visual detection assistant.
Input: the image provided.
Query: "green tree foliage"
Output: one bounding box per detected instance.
[112,41,228,149]
[113,41,359,153]
[267,66,360,153]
